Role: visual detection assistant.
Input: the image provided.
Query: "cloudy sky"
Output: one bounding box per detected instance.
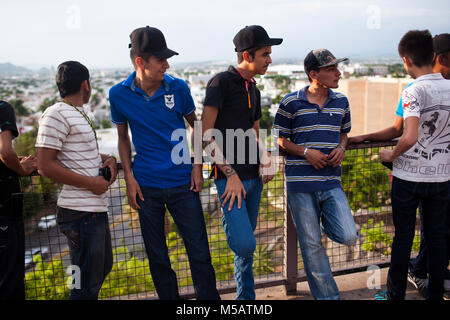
[0,0,448,69]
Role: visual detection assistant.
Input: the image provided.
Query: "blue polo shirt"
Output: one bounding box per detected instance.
[273,86,351,193]
[109,72,195,188]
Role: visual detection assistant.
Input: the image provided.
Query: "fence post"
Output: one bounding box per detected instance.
[283,160,298,295]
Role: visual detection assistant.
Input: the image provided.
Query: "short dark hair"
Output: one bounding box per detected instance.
[398,30,434,67]
[306,66,320,82]
[237,47,259,64]
[56,61,90,98]
[130,48,152,68]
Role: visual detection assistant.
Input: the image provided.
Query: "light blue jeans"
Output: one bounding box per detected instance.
[215,177,263,300]
[287,187,358,300]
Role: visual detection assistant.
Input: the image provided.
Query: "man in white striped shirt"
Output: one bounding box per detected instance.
[36,61,117,300]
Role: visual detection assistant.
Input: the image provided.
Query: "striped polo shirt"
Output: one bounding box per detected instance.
[36,102,107,212]
[273,86,351,193]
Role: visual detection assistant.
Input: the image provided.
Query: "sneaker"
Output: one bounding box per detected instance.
[407,270,428,298]
[374,290,390,300]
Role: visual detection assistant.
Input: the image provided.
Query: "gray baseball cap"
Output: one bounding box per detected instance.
[304,49,348,74]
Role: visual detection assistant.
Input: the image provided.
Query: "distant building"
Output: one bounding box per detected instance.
[188,74,213,85]
[339,78,411,136]
[344,63,388,76]
[261,96,271,107]
[267,64,304,76]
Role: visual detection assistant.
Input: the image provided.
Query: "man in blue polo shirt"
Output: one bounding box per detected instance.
[109,26,219,300]
[274,49,358,300]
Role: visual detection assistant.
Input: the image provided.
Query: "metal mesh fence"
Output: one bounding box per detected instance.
[21,141,420,299]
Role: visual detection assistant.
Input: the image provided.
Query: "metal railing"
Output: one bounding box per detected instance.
[21,141,420,300]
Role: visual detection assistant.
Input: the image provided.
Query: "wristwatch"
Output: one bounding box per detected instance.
[338,145,346,152]
[303,147,308,157]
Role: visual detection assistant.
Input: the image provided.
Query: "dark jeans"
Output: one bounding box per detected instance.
[137,184,220,300]
[0,217,25,300]
[387,177,449,300]
[58,209,113,300]
[410,204,450,279]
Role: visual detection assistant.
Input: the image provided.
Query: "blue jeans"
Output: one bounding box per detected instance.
[58,211,113,300]
[287,187,358,300]
[137,184,220,300]
[215,177,263,300]
[387,177,449,300]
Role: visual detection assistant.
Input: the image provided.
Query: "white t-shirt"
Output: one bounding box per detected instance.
[35,102,107,212]
[393,73,450,183]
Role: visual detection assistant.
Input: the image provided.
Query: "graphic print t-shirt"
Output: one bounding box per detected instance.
[392,73,450,183]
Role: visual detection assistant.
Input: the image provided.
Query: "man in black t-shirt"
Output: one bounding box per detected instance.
[201,25,281,300]
[0,100,37,300]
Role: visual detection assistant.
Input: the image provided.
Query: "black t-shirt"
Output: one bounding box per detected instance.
[203,66,262,181]
[0,101,21,217]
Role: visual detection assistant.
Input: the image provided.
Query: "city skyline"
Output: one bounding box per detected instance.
[0,0,449,69]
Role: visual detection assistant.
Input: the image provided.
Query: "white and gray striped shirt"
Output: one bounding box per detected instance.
[36,102,107,212]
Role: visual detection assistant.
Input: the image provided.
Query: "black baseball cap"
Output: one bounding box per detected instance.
[233,25,283,52]
[433,33,450,54]
[304,49,348,75]
[129,26,178,59]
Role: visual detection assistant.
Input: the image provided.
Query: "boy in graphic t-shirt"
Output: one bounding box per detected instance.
[376,30,450,301]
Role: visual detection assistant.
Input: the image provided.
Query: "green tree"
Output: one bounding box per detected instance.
[260,106,274,130]
[13,127,38,156]
[15,127,60,217]
[388,63,407,78]
[25,255,69,300]
[91,92,101,106]
[341,148,391,212]
[101,118,112,129]
[253,243,275,275]
[271,93,283,105]
[39,97,59,113]
[9,99,30,116]
[269,75,292,94]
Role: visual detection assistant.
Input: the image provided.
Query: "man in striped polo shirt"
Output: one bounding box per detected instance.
[36,61,117,300]
[274,49,358,300]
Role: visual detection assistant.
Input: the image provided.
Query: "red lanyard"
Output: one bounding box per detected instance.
[235,68,255,109]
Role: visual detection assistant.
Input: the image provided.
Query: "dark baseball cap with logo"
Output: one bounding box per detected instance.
[233,25,283,52]
[304,49,348,75]
[129,26,178,59]
[433,33,450,54]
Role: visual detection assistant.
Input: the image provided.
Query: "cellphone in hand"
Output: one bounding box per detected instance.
[99,167,111,181]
